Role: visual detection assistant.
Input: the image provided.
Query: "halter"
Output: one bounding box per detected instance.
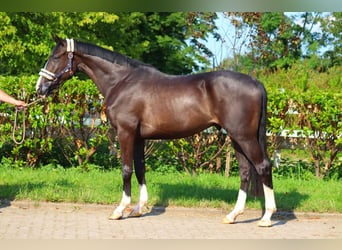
[39,38,75,82]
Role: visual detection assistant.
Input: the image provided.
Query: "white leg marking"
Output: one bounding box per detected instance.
[130,184,148,217]
[223,189,247,224]
[258,184,277,227]
[109,191,131,220]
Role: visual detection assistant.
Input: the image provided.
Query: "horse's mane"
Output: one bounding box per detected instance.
[75,40,153,69]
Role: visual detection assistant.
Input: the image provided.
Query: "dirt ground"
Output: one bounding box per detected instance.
[0,200,341,239]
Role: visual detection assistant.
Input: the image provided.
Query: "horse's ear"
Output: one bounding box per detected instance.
[52,33,64,45]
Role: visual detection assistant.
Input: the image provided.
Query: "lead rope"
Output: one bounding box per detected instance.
[12,98,44,145]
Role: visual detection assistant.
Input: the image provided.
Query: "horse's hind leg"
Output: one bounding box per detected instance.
[129,137,148,217]
[235,138,276,227]
[258,163,276,227]
[222,141,250,224]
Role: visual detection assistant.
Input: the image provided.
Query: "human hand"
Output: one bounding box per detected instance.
[15,100,27,110]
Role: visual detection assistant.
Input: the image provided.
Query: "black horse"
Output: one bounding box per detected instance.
[36,35,276,227]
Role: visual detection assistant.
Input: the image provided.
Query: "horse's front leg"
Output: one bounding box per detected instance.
[222,148,249,224]
[109,131,135,220]
[129,137,148,217]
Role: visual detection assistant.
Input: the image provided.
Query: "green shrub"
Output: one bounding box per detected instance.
[0,63,341,179]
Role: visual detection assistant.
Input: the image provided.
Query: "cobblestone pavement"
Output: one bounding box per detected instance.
[0,200,341,239]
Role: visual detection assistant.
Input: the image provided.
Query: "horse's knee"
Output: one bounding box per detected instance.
[122,164,133,181]
[255,159,271,176]
[255,159,273,188]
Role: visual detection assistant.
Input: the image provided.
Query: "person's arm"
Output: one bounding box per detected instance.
[0,89,27,107]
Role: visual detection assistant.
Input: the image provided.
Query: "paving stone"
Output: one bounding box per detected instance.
[0,200,341,239]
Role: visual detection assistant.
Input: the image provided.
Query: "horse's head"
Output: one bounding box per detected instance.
[36,34,76,97]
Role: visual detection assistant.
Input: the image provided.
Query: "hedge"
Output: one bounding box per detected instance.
[0,65,341,178]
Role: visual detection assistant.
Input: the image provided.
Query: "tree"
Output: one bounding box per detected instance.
[230,12,302,70]
[319,12,342,68]
[217,12,338,72]
[0,12,218,75]
[212,13,255,72]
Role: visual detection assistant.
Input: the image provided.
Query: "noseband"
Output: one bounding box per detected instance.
[39,38,75,82]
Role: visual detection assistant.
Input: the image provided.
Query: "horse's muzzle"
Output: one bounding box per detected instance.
[36,81,54,97]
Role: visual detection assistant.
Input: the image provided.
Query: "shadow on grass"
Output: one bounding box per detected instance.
[1,177,310,226]
[146,182,309,225]
[0,182,43,211]
[0,179,77,210]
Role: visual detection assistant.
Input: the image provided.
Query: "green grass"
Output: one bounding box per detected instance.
[0,166,341,213]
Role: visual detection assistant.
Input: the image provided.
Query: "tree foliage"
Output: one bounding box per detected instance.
[0,12,341,179]
[0,12,218,75]
[218,12,341,72]
[319,12,342,67]
[0,64,340,179]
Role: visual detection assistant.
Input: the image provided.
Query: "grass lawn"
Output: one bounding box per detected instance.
[0,166,341,213]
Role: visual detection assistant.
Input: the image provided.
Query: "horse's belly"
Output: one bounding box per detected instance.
[139,96,218,139]
[140,119,213,139]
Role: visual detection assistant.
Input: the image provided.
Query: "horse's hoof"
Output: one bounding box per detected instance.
[257,219,272,227]
[108,212,122,220]
[222,216,235,224]
[128,209,143,218]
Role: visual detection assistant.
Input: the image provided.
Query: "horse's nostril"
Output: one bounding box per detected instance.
[36,86,42,95]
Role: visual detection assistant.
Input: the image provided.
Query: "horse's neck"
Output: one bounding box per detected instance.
[76,54,130,96]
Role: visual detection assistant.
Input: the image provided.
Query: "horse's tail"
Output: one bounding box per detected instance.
[249,82,271,197]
